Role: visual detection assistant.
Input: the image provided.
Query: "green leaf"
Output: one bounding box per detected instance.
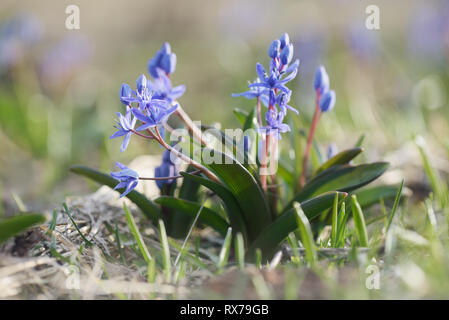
[70,165,160,222]
[294,202,317,265]
[313,147,363,176]
[155,196,229,237]
[158,219,171,283]
[351,195,369,247]
[233,108,249,126]
[354,185,401,209]
[204,149,272,242]
[247,192,347,260]
[180,172,248,239]
[386,179,405,232]
[0,213,46,244]
[286,162,389,212]
[235,232,245,270]
[124,203,152,263]
[243,107,256,131]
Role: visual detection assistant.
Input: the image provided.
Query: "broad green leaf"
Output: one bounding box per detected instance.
[247,192,347,260]
[243,107,256,131]
[180,172,247,239]
[155,196,229,236]
[354,185,400,209]
[313,147,363,176]
[351,195,369,247]
[170,166,201,238]
[233,108,249,126]
[204,149,271,242]
[70,165,160,222]
[285,162,389,212]
[0,213,46,244]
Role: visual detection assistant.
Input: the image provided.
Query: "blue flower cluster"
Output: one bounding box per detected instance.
[111,43,185,153]
[232,33,299,139]
[110,43,185,195]
[314,66,336,112]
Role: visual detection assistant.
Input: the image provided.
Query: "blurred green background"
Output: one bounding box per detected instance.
[0,0,448,210]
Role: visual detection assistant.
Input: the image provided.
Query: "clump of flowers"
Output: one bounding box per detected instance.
[73,33,389,260]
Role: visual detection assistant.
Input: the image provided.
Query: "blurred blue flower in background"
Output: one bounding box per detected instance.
[147,42,177,78]
[0,13,43,71]
[345,23,380,61]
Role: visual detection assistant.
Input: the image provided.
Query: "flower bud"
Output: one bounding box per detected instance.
[280,33,290,49]
[268,39,281,59]
[319,90,336,112]
[136,74,147,94]
[119,83,132,105]
[160,52,177,74]
[280,43,294,65]
[314,65,330,93]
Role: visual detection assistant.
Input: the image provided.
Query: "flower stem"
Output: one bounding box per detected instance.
[261,133,271,192]
[154,127,220,183]
[299,91,321,188]
[175,102,208,147]
[256,97,262,127]
[139,170,201,181]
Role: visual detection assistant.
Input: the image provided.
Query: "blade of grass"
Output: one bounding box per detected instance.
[336,202,347,247]
[385,179,404,232]
[217,227,233,272]
[235,232,245,270]
[293,202,316,265]
[351,195,369,247]
[331,193,339,247]
[123,203,152,263]
[62,203,93,247]
[158,219,171,283]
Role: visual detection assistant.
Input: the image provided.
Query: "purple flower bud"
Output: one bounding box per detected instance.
[155,149,179,190]
[268,39,281,59]
[161,42,171,55]
[136,74,147,95]
[314,65,330,94]
[160,52,177,74]
[280,43,294,65]
[119,83,133,105]
[243,135,251,153]
[319,90,336,112]
[280,33,290,49]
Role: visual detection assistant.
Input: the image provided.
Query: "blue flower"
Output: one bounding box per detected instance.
[154,149,179,190]
[110,106,137,152]
[232,78,269,100]
[280,33,290,49]
[260,108,290,140]
[147,42,177,78]
[319,90,336,112]
[149,69,185,103]
[314,65,330,94]
[132,102,178,131]
[276,91,299,115]
[249,62,297,94]
[110,162,139,198]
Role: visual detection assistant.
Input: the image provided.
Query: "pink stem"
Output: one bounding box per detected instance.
[299,91,321,188]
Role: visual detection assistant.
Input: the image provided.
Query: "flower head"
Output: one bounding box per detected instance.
[154,149,179,190]
[110,162,139,198]
[132,102,178,131]
[149,69,185,103]
[110,106,136,152]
